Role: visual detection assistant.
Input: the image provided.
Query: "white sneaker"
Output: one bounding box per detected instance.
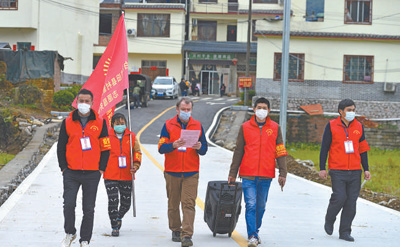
[61,234,76,247]
[248,235,259,247]
[80,241,90,247]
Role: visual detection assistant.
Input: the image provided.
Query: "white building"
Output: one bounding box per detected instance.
[255,0,400,105]
[0,0,100,84]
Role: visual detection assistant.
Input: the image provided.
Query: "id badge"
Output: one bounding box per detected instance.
[80,137,92,151]
[177,147,187,152]
[118,156,127,168]
[344,141,354,154]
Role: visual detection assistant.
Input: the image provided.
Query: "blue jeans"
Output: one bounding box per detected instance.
[242,177,272,239]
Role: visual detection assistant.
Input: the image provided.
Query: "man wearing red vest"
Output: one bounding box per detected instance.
[158,97,208,247]
[319,99,371,242]
[57,89,111,247]
[228,97,287,247]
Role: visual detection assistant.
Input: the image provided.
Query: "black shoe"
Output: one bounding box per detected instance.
[172,231,181,242]
[111,228,119,237]
[324,222,333,235]
[339,234,355,242]
[181,237,193,247]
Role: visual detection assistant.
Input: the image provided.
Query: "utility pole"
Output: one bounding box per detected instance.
[279,0,291,145]
[245,0,252,106]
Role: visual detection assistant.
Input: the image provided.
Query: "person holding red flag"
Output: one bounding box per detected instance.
[103,113,142,237]
[57,89,111,247]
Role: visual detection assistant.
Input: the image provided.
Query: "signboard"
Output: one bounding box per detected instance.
[189,52,234,61]
[238,77,252,88]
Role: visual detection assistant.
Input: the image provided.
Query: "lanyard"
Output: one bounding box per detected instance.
[342,124,350,140]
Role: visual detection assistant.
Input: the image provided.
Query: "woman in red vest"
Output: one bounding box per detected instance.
[319,99,371,242]
[103,113,142,237]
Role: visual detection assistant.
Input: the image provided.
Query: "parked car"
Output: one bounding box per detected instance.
[151,76,179,99]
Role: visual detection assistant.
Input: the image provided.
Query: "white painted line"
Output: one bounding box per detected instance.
[206,102,226,105]
[214,98,224,101]
[191,97,200,100]
[156,134,160,138]
[200,97,212,101]
[0,144,58,223]
[227,98,238,101]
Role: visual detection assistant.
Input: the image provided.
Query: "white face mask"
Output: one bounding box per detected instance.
[179,111,191,122]
[344,111,355,122]
[77,103,91,115]
[255,109,268,120]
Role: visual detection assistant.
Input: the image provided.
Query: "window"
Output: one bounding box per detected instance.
[17,42,31,51]
[345,0,372,24]
[199,0,217,3]
[227,25,237,42]
[137,14,170,37]
[305,0,324,22]
[343,55,373,83]
[93,55,101,70]
[0,0,17,9]
[198,21,217,41]
[142,60,167,68]
[274,53,305,81]
[253,0,278,3]
[99,14,112,35]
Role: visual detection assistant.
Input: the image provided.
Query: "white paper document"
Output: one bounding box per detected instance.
[180,130,201,148]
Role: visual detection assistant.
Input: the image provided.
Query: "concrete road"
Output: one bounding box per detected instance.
[0,95,399,247]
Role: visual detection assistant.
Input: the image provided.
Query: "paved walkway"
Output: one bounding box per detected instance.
[0,143,399,247]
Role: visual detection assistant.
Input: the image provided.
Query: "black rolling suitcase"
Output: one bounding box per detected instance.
[204,181,242,237]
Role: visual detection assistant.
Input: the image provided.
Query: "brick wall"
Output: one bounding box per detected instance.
[268,113,400,149]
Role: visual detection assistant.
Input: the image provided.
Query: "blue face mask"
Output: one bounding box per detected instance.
[179,111,191,122]
[114,125,126,134]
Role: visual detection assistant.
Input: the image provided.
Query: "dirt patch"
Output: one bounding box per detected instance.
[214,110,400,212]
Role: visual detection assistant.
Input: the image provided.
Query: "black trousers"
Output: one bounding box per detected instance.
[104,179,132,229]
[326,169,362,235]
[63,169,101,243]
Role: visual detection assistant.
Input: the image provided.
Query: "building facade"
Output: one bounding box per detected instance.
[0,0,100,84]
[255,0,400,111]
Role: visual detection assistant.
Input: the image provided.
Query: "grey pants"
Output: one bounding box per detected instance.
[326,169,362,235]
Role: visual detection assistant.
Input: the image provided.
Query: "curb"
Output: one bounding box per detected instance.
[0,122,60,206]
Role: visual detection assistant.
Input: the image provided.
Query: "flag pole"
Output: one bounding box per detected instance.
[126,88,136,217]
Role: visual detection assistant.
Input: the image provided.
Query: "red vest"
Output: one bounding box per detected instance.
[328,117,370,170]
[103,129,141,181]
[239,116,286,178]
[65,110,110,170]
[163,116,202,172]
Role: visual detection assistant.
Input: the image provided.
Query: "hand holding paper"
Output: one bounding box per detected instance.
[180,130,201,148]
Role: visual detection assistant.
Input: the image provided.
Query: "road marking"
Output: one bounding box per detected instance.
[214,98,224,101]
[206,102,226,105]
[191,97,200,100]
[200,97,212,101]
[227,98,238,101]
[136,104,247,247]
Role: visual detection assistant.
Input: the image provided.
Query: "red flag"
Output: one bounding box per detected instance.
[73,14,129,126]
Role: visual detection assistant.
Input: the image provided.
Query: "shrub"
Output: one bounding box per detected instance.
[17,85,42,105]
[53,90,75,109]
[240,90,255,106]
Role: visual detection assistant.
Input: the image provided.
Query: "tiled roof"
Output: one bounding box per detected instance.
[122,4,185,10]
[183,41,257,53]
[254,30,400,40]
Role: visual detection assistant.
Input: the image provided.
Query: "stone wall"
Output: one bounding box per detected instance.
[256,78,400,119]
[268,113,400,149]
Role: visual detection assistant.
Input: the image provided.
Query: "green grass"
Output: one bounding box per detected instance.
[0,153,15,166]
[287,143,400,198]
